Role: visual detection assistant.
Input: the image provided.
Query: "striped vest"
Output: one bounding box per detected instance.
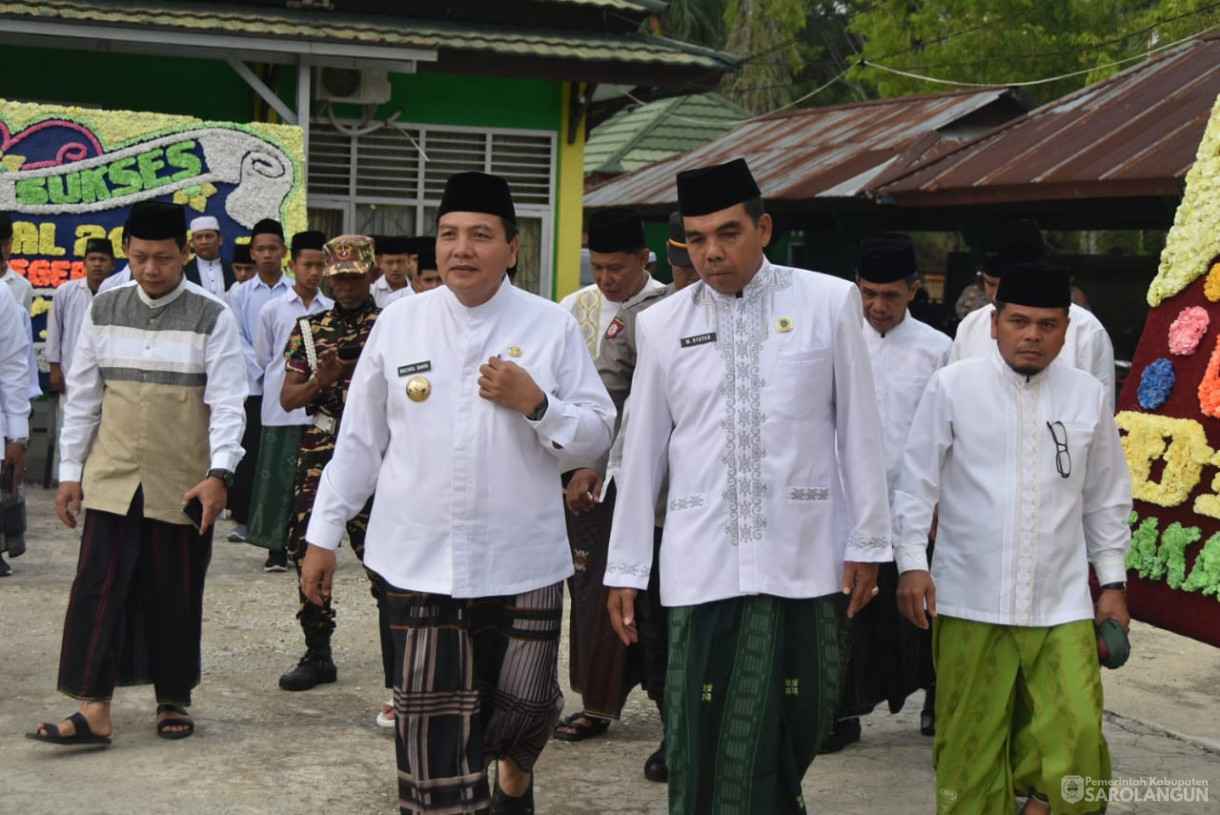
[83,283,226,524]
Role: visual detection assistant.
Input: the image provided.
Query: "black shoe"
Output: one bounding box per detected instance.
[818,717,861,754]
[490,772,534,815]
[278,653,337,691]
[0,554,10,577]
[264,549,288,572]
[921,686,936,736]
[644,739,668,782]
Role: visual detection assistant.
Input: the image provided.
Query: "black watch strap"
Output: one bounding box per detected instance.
[1100,581,1127,596]
[528,395,549,422]
[207,468,235,488]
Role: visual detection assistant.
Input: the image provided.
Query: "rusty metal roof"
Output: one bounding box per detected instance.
[583,88,1029,210]
[877,35,1220,207]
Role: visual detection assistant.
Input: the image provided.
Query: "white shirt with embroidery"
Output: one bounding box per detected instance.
[255,288,333,426]
[892,351,1131,627]
[950,302,1116,410]
[864,311,952,496]
[305,280,615,598]
[605,260,893,606]
[559,277,664,360]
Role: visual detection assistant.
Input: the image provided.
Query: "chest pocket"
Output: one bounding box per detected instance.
[1050,420,1095,483]
[767,350,831,421]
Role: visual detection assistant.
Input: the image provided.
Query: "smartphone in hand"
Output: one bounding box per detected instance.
[338,344,361,361]
[182,497,205,533]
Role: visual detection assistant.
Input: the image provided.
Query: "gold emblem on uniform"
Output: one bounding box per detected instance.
[777,317,793,333]
[508,346,522,358]
[406,375,431,403]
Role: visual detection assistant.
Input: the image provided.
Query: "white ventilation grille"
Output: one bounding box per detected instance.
[308,122,554,207]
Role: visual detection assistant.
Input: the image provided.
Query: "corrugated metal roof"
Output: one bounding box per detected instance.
[547,0,667,11]
[583,88,1027,209]
[877,35,1220,205]
[0,0,730,71]
[584,93,750,176]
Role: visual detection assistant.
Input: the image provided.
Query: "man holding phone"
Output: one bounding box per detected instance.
[27,201,247,747]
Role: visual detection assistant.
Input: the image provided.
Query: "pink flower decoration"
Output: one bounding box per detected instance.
[1169,306,1210,355]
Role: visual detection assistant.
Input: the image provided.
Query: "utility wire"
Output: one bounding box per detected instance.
[860,22,1218,89]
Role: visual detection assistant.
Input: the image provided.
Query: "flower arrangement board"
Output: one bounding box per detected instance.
[0,99,305,376]
[1116,91,1220,648]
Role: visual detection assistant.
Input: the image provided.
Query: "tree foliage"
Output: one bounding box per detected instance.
[657,0,1220,113]
[849,0,1220,103]
[659,0,726,50]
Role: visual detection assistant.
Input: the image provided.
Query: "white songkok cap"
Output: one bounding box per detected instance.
[189,215,220,233]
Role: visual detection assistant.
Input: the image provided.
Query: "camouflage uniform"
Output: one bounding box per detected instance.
[284,297,380,646]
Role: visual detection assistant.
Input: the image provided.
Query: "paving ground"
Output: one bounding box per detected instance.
[1,485,1217,814]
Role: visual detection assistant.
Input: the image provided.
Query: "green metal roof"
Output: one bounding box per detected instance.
[544,0,668,11]
[0,1,729,73]
[585,93,751,176]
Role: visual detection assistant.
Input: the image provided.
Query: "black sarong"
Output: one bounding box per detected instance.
[57,488,212,706]
[384,581,564,815]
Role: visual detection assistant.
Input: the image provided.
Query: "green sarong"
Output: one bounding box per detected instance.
[666,594,840,815]
[245,424,305,551]
[933,615,1110,815]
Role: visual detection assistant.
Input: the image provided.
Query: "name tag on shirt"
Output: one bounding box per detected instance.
[397,361,432,377]
[680,332,716,348]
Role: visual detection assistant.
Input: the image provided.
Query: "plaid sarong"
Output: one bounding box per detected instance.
[384,581,564,815]
[666,593,840,815]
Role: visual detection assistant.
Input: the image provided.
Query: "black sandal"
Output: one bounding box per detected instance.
[156,704,195,740]
[551,711,610,742]
[25,712,112,746]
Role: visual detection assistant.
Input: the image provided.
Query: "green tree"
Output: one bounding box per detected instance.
[659,0,726,48]
[721,0,810,113]
[848,0,1220,102]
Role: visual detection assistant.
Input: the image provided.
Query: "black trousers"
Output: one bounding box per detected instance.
[228,395,263,524]
[57,488,213,706]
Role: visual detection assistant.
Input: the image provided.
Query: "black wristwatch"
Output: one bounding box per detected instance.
[1099,581,1127,597]
[206,468,235,488]
[528,395,549,422]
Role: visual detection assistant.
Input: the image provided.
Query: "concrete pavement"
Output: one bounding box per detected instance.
[1,485,1217,814]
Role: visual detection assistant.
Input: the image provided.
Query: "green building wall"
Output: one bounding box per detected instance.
[1,47,564,134]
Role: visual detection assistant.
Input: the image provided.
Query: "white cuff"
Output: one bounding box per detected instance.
[304,516,344,551]
[1092,553,1128,587]
[603,560,650,590]
[894,544,930,574]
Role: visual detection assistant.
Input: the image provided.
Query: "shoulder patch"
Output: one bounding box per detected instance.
[605,317,625,340]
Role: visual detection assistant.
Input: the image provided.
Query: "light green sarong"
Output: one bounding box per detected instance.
[933,615,1110,815]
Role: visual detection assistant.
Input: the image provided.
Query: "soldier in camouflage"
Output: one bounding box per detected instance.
[276,235,384,693]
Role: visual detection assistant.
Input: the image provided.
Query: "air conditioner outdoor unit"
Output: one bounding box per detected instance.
[314,68,392,105]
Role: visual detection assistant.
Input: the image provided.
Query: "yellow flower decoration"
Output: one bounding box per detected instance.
[30,296,52,318]
[1206,263,1220,302]
[1148,93,1220,306]
[1115,410,1215,508]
